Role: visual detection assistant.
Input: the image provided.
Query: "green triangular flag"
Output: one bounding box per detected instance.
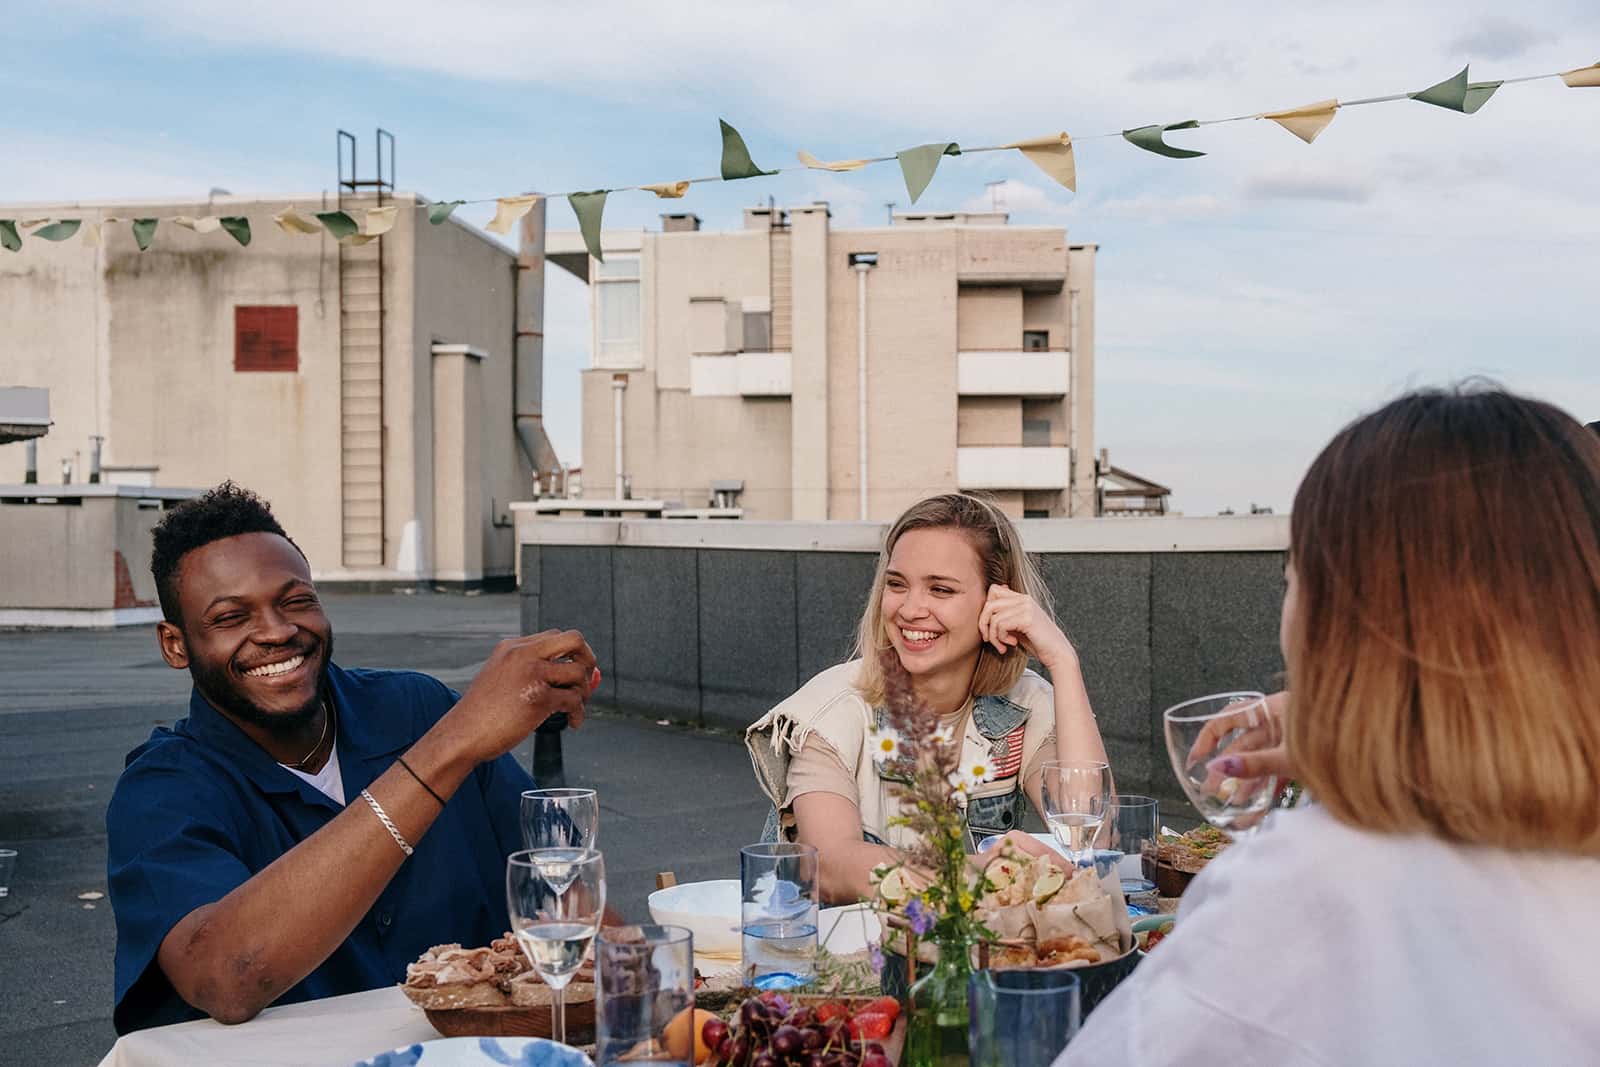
[568,191,608,262]
[35,220,83,241]
[719,119,776,180]
[1411,66,1502,114]
[316,211,360,240]
[220,217,251,247]
[428,200,465,225]
[0,220,20,252]
[896,142,962,204]
[1122,121,1206,159]
[132,218,158,252]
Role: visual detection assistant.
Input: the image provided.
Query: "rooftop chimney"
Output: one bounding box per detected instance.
[661,213,701,233]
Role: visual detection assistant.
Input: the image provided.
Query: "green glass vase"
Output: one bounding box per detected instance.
[904,935,973,1067]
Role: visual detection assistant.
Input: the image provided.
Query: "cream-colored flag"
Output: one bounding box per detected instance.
[82,221,102,247]
[1260,100,1340,144]
[273,207,322,235]
[641,181,691,199]
[487,195,541,235]
[363,206,399,236]
[1002,133,1076,192]
[20,219,51,230]
[798,150,870,172]
[173,216,223,234]
[1562,62,1600,87]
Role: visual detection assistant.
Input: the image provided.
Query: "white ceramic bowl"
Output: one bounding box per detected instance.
[646,879,742,955]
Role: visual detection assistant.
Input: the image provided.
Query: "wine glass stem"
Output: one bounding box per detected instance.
[551,983,565,1046]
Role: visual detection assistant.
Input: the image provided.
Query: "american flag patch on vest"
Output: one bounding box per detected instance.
[989,723,1027,780]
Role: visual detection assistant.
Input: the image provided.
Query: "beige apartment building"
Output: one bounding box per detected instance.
[0,192,562,588]
[547,206,1096,520]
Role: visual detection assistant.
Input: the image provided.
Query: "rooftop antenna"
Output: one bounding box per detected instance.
[885,201,896,224]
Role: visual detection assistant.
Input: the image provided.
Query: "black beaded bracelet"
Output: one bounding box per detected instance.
[396,755,446,808]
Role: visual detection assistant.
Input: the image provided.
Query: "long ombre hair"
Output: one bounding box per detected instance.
[853,494,1054,707]
[1287,386,1600,854]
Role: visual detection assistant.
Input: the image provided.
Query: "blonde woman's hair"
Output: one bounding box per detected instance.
[1287,386,1600,855]
[853,493,1054,707]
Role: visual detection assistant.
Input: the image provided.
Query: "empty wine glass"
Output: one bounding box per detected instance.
[1039,760,1113,867]
[508,847,606,1047]
[521,788,600,852]
[1163,691,1282,837]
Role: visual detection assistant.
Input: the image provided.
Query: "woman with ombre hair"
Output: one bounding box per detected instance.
[747,493,1108,904]
[1062,386,1600,1066]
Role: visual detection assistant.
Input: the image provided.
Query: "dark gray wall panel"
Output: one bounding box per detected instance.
[698,550,799,730]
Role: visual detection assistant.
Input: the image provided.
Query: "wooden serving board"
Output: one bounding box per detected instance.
[422,981,596,1042]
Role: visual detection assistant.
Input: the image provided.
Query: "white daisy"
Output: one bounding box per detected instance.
[947,770,974,796]
[965,759,995,785]
[930,723,957,746]
[868,726,903,764]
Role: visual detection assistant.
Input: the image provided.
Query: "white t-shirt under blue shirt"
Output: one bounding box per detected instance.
[281,741,346,805]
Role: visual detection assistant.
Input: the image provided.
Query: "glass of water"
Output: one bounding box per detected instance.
[1107,794,1159,913]
[739,842,819,991]
[595,924,694,1065]
[522,788,600,853]
[1039,760,1113,868]
[968,968,1081,1066]
[1164,691,1281,837]
[508,847,606,1047]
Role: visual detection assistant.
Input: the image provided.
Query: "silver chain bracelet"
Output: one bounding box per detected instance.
[360,788,414,857]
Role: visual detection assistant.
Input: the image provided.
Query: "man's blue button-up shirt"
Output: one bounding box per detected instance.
[106,663,533,1033]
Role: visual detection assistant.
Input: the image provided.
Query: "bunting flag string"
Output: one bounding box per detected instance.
[3,58,1594,255]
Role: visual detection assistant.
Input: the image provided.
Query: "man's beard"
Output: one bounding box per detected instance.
[188,633,334,736]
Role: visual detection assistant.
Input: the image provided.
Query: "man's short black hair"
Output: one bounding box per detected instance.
[1589,421,1600,436]
[150,482,303,625]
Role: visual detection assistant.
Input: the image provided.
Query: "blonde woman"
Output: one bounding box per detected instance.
[1062,387,1600,1065]
[747,493,1108,904]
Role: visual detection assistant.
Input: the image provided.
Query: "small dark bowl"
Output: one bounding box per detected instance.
[881,942,1140,1019]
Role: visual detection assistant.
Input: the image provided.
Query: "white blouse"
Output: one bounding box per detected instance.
[1059,805,1600,1066]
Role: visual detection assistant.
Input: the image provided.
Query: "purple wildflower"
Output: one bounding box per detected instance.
[904,897,934,936]
[868,943,885,975]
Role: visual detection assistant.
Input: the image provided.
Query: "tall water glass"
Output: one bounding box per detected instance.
[596,924,694,1066]
[521,788,600,852]
[739,842,819,991]
[1110,794,1159,913]
[969,968,1082,1066]
[508,847,606,1047]
[1039,760,1113,867]
[1164,691,1281,837]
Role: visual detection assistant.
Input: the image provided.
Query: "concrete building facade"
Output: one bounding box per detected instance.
[0,193,562,587]
[549,207,1097,521]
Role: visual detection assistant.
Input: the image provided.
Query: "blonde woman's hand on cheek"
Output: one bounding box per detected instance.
[978,584,1076,669]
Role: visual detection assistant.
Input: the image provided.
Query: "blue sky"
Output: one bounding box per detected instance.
[6,1,1598,513]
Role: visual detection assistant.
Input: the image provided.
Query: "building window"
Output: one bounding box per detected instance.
[742,310,772,352]
[1023,509,1050,519]
[1023,418,1052,447]
[594,257,641,367]
[235,306,298,372]
[1022,329,1049,351]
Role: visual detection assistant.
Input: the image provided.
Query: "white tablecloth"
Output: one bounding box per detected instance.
[95,986,438,1067]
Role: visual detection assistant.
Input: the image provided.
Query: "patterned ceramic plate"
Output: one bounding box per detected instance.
[353,1036,594,1067]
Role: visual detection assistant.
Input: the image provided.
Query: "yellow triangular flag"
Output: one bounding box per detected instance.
[798,150,870,172]
[486,195,541,235]
[641,181,690,199]
[20,219,51,230]
[1001,133,1076,192]
[1561,62,1600,88]
[173,216,223,234]
[274,207,322,235]
[82,221,102,247]
[1260,100,1340,144]
[363,206,399,236]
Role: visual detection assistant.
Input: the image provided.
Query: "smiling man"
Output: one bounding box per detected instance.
[106,483,598,1033]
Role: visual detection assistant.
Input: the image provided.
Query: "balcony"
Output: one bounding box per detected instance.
[690,352,792,398]
[957,349,1069,398]
[957,446,1071,490]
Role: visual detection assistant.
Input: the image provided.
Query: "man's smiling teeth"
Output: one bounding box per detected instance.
[245,655,304,678]
[902,630,941,643]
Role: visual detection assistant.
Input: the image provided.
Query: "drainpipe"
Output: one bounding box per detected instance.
[514,195,548,486]
[611,373,628,499]
[1068,287,1080,516]
[23,440,38,484]
[88,435,103,484]
[850,252,878,520]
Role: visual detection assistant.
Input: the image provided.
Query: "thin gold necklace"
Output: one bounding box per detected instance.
[288,699,333,770]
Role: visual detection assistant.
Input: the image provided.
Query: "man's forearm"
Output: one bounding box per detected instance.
[159,732,476,1024]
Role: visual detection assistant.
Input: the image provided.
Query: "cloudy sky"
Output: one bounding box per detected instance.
[6,1,1597,513]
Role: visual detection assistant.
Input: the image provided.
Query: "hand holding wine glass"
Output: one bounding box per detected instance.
[1164,692,1284,836]
[507,847,605,1047]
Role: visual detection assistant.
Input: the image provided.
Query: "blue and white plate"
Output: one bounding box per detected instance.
[353,1037,594,1067]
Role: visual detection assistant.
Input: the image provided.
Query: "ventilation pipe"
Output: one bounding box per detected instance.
[850,252,878,520]
[514,196,549,485]
[611,374,628,499]
[23,439,37,484]
[89,435,103,484]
